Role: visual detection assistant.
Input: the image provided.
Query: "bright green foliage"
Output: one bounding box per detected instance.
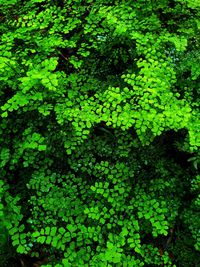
[0,0,200,266]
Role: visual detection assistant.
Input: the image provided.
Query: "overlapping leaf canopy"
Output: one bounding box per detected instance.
[0,0,199,266]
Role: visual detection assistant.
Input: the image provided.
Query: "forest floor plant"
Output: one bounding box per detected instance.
[0,0,200,266]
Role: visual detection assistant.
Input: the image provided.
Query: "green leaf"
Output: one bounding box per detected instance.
[50,227,57,236]
[52,236,59,247]
[17,245,26,254]
[59,227,66,235]
[32,231,40,238]
[45,227,51,235]
[67,224,76,233]
[62,259,70,267]
[45,236,52,244]
[107,242,114,249]
[37,236,46,244]
[1,112,8,118]
[38,145,47,151]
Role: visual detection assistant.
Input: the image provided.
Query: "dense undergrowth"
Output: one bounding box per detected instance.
[0,0,200,266]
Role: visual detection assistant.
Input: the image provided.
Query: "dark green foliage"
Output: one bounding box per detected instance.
[0,0,199,266]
